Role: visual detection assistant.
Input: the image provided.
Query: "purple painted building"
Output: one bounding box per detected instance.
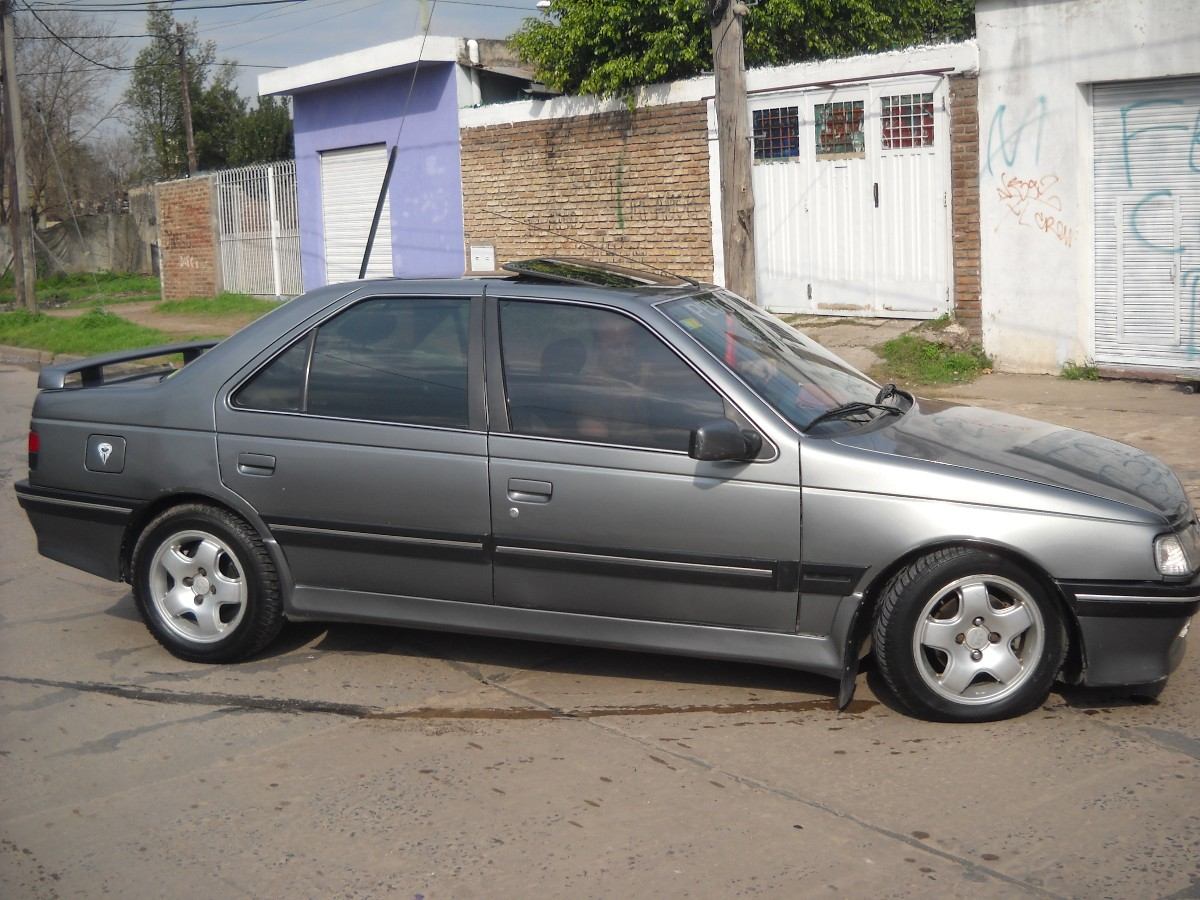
[260,36,537,290]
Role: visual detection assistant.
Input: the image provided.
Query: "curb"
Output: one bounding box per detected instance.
[0,344,79,368]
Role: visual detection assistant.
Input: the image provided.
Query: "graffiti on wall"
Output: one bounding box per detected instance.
[986,97,1076,248]
[982,90,1198,359]
[1119,97,1199,358]
[995,172,1073,246]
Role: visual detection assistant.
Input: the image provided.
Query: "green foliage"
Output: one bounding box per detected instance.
[512,0,975,97]
[230,96,295,166]
[876,333,991,385]
[125,7,214,179]
[158,293,281,318]
[125,6,293,177]
[0,308,173,356]
[0,272,161,307]
[1060,360,1100,381]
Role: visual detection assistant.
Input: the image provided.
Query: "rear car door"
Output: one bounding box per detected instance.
[486,294,803,632]
[214,285,491,606]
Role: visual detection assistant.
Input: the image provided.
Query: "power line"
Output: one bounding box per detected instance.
[17,60,281,74]
[30,0,310,10]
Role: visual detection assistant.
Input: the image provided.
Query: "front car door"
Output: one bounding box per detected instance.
[215,285,491,607]
[485,291,803,632]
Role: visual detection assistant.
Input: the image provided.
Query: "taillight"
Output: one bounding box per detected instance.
[28,429,39,470]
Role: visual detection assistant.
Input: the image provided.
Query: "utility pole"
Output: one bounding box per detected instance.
[176,24,198,176]
[1,0,35,311]
[709,0,757,304]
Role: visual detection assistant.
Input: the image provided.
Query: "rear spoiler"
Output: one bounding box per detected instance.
[37,341,219,391]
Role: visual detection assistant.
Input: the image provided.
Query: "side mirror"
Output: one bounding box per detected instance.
[688,419,762,461]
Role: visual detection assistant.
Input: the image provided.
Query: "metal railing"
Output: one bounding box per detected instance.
[214,161,303,298]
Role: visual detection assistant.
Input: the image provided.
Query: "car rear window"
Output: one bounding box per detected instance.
[233,297,470,429]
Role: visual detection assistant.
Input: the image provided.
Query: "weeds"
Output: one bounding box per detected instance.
[875,333,991,385]
[1060,360,1101,381]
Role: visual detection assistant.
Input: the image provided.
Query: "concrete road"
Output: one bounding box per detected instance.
[1,363,1198,899]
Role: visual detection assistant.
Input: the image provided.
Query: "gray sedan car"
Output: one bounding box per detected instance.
[15,259,1200,722]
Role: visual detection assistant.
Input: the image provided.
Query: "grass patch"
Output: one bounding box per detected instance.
[0,307,176,356]
[1,271,161,307]
[1061,360,1100,381]
[157,292,281,318]
[876,333,991,385]
[920,312,954,332]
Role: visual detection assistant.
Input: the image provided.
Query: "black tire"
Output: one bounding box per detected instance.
[873,547,1066,722]
[131,503,283,663]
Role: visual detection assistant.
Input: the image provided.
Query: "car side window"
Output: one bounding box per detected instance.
[499,300,726,452]
[234,297,471,429]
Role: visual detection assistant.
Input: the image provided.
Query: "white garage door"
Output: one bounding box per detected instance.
[1094,77,1200,373]
[749,75,951,318]
[320,144,393,284]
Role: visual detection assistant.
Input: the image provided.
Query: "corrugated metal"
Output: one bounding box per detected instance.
[320,144,393,283]
[215,160,303,298]
[1093,77,1200,371]
[750,78,949,318]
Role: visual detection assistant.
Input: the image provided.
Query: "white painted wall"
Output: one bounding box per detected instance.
[976,0,1200,372]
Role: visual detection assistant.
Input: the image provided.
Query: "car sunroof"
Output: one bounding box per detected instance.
[502,257,694,288]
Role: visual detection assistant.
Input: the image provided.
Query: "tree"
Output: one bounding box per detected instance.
[512,0,975,97]
[14,10,126,223]
[193,62,246,170]
[124,5,293,177]
[230,95,294,167]
[124,5,214,179]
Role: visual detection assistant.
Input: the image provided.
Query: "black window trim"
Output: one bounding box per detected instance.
[226,292,486,434]
[487,293,779,462]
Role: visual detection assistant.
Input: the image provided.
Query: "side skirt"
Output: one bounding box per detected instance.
[288,586,847,681]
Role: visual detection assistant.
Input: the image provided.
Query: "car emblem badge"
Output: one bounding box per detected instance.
[97,442,113,465]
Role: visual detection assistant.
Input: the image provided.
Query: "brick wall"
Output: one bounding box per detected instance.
[948,73,982,336]
[156,175,220,301]
[460,102,713,281]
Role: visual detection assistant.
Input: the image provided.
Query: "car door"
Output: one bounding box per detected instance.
[486,294,803,632]
[215,286,491,606]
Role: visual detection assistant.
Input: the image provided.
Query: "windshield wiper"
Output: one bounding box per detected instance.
[802,401,902,433]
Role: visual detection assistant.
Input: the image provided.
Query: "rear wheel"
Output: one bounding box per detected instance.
[132,504,282,663]
[873,548,1066,722]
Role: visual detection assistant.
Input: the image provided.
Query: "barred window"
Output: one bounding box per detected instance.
[881,93,935,149]
[752,106,800,162]
[814,101,865,157]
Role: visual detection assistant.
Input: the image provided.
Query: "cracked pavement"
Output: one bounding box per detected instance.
[1,364,1198,898]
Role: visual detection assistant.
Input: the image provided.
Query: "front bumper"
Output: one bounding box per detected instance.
[1057,575,1199,687]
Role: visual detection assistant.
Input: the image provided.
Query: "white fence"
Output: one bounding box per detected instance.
[214,161,303,298]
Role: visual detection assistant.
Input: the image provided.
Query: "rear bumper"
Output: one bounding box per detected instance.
[14,480,134,582]
[1057,577,1199,687]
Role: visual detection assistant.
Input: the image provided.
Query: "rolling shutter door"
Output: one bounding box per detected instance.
[320,145,393,283]
[1093,78,1199,372]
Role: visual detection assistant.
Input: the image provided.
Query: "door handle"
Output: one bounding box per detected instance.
[507,478,552,503]
[873,182,879,208]
[237,452,276,476]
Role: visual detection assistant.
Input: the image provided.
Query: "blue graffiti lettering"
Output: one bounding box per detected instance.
[1190,107,1200,175]
[1130,190,1185,254]
[1120,98,1190,188]
[1183,269,1200,359]
[985,97,1047,176]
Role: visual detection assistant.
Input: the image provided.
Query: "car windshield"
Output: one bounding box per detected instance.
[660,291,885,431]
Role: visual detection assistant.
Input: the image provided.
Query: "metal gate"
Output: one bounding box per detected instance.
[1093,77,1200,373]
[747,75,951,317]
[214,161,303,298]
[320,144,393,283]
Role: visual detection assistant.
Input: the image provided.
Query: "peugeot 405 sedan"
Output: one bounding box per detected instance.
[15,258,1200,721]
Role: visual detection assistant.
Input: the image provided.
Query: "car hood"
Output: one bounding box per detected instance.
[835,399,1191,523]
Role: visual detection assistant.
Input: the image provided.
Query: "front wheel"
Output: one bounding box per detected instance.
[873,548,1066,722]
[132,504,283,663]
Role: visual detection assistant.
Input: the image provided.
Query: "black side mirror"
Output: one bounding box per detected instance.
[688,419,762,461]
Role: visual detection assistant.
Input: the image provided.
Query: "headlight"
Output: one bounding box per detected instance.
[1155,533,1193,576]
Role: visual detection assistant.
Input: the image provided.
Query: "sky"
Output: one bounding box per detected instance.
[34,0,547,122]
